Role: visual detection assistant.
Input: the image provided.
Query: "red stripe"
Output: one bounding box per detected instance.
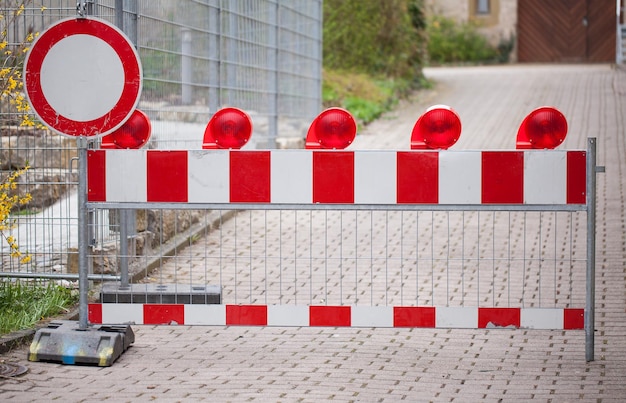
[87,150,106,202]
[563,308,584,329]
[567,151,586,204]
[478,307,521,328]
[88,303,102,324]
[393,306,436,327]
[313,152,354,203]
[397,152,438,203]
[309,306,351,326]
[147,151,188,202]
[482,152,524,204]
[230,151,271,203]
[226,305,268,326]
[143,304,185,325]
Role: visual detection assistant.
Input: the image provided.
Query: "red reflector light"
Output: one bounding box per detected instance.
[305,107,357,149]
[203,107,252,149]
[411,105,461,150]
[101,109,151,149]
[516,107,567,149]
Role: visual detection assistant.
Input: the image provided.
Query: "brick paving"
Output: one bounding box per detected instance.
[2,64,626,402]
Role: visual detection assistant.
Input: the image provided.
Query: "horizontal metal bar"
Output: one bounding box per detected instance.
[86,202,587,212]
[0,272,120,281]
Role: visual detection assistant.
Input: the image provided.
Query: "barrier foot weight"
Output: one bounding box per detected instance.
[27,320,134,367]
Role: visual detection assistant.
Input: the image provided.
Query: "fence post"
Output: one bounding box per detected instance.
[181,28,192,105]
[119,209,130,289]
[208,0,220,113]
[267,1,279,149]
[586,137,598,362]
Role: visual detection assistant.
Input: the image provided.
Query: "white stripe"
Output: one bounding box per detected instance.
[436,307,477,328]
[354,152,396,204]
[106,150,146,202]
[185,304,226,325]
[267,305,309,326]
[439,152,481,204]
[524,151,567,204]
[101,303,144,324]
[187,150,229,203]
[351,305,393,327]
[520,308,564,329]
[271,151,312,203]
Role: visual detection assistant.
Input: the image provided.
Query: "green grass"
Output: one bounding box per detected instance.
[342,97,388,125]
[0,279,78,335]
[322,69,426,126]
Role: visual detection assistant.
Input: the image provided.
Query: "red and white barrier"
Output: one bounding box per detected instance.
[88,303,584,330]
[88,149,586,205]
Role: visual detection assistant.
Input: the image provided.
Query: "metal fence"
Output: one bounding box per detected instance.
[0,0,322,279]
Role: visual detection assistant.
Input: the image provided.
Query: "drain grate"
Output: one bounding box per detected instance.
[0,362,29,378]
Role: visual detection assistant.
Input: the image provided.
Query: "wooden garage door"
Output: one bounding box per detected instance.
[518,0,616,63]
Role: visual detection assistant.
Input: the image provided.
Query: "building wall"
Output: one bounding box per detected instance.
[424,0,518,61]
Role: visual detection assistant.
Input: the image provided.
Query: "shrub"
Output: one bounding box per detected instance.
[1,2,36,262]
[426,15,499,64]
[323,0,426,81]
[322,69,419,126]
[0,2,47,128]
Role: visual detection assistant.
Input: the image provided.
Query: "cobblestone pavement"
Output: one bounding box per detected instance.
[2,64,626,402]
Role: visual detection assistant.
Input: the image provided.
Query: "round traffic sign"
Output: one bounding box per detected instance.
[23,17,142,138]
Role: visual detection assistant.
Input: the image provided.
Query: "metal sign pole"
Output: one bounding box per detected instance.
[77,137,89,329]
[24,14,141,367]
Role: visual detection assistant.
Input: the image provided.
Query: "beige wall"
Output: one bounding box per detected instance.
[424,0,517,60]
[424,0,469,23]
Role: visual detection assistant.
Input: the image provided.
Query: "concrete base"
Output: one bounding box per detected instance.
[100,283,221,304]
[28,320,134,367]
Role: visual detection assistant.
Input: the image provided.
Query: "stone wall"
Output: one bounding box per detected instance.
[0,128,77,210]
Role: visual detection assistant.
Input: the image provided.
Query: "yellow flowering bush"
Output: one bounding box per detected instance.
[1,1,46,128]
[0,165,31,263]
[1,1,39,263]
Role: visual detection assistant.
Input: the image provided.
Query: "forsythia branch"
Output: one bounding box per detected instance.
[0,165,32,264]
[1,1,39,264]
[1,0,47,128]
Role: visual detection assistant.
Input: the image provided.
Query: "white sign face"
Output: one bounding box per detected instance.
[24,17,142,138]
[40,34,125,122]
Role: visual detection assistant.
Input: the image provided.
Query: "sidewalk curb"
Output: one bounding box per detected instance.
[0,308,78,354]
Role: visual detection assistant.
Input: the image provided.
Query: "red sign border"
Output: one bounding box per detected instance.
[24,17,142,138]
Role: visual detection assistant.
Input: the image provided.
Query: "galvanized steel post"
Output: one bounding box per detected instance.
[77,137,89,330]
[586,137,598,362]
[119,209,130,289]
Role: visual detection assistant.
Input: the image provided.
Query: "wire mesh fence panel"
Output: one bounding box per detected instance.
[0,1,322,284]
[0,2,80,278]
[105,208,587,312]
